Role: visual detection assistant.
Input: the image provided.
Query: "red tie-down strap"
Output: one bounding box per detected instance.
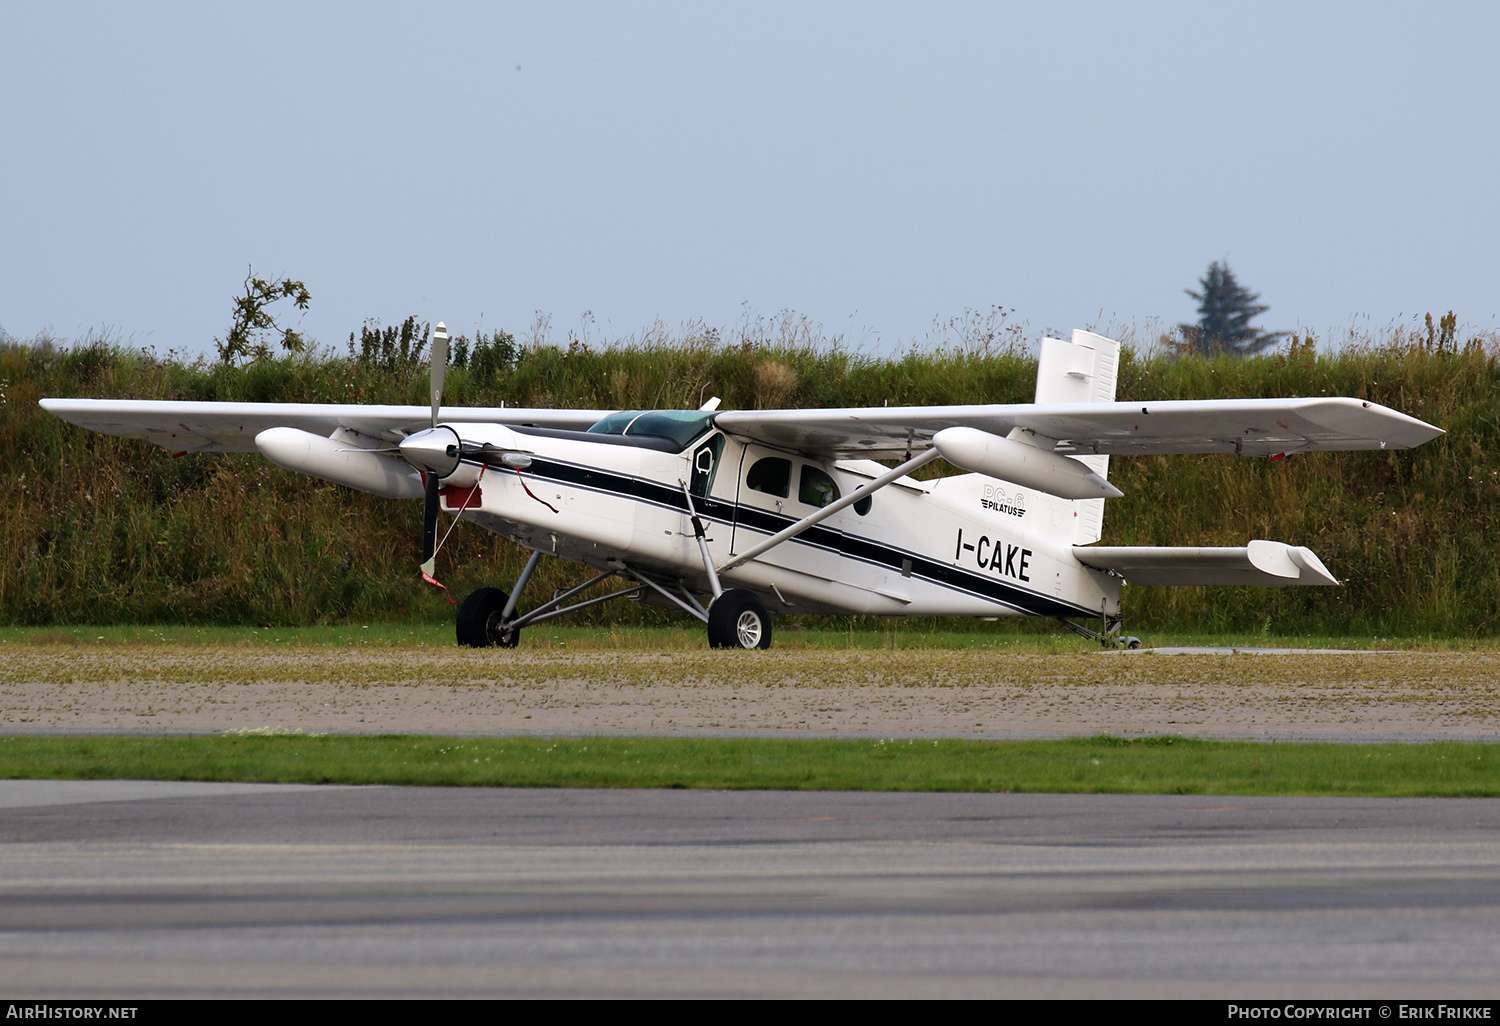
[515,468,560,513]
[421,569,458,605]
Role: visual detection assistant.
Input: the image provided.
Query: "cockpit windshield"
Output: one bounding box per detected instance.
[586,410,716,451]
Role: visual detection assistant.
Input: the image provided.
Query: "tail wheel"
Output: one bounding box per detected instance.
[457,587,520,649]
[707,589,773,650]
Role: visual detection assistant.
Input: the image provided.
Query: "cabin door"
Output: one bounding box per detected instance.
[688,433,734,559]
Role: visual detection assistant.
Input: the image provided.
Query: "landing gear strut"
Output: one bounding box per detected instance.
[1057,615,1142,650]
[456,550,763,650]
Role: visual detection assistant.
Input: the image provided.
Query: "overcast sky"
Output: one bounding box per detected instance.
[3,1,1496,357]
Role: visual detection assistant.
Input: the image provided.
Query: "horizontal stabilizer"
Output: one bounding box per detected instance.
[1073,540,1338,587]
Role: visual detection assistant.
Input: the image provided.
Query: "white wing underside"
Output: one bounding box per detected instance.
[38,400,613,453]
[40,395,1441,458]
[714,397,1442,459]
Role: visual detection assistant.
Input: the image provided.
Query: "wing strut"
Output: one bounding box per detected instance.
[679,481,724,601]
[717,447,943,574]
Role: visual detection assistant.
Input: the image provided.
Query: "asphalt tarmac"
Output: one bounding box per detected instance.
[3,781,1500,998]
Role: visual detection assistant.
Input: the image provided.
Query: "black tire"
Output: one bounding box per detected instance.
[1124,636,1143,650]
[456,587,520,649]
[707,589,773,650]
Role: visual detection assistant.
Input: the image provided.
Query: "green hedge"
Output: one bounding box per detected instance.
[1,325,1490,634]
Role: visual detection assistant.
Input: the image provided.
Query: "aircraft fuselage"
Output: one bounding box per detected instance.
[435,423,1119,620]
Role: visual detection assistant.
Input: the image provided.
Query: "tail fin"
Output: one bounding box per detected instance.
[1035,330,1119,545]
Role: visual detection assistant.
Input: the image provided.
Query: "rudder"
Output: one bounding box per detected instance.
[1034,330,1119,545]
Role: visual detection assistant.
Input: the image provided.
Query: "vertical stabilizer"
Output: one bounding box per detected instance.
[1035,330,1119,545]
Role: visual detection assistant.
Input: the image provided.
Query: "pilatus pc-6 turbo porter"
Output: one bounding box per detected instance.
[43,327,1442,650]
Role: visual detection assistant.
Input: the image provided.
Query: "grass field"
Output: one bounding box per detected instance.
[2,734,1498,796]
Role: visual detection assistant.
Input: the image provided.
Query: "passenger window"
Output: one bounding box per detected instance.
[798,466,839,508]
[746,457,791,498]
[854,494,872,516]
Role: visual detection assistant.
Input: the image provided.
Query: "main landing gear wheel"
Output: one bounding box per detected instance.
[707,589,773,650]
[1124,636,1143,650]
[456,587,520,649]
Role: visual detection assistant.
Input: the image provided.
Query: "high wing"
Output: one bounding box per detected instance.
[712,396,1443,460]
[38,399,615,453]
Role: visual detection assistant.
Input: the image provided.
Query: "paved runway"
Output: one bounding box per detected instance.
[3,781,1500,998]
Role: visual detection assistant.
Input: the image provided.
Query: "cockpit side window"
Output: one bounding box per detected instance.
[690,433,725,498]
[746,457,791,498]
[798,465,840,508]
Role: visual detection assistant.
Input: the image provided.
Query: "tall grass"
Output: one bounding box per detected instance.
[1,315,1493,634]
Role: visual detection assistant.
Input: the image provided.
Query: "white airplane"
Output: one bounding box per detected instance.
[42,327,1442,650]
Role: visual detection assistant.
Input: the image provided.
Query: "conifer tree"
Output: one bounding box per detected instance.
[1177,261,1285,356]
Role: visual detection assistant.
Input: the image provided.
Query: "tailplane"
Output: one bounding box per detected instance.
[1074,540,1339,587]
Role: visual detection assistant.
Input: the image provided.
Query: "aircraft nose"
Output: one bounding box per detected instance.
[398,425,462,478]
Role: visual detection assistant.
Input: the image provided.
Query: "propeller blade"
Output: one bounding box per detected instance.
[421,322,449,580]
[420,471,440,577]
[429,322,448,429]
